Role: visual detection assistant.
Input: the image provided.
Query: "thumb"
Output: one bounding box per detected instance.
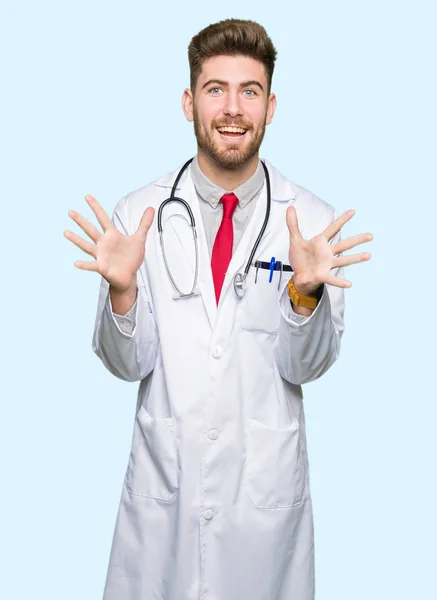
[286,206,302,238]
[136,207,155,238]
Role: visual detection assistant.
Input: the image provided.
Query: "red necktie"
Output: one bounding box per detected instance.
[211,192,239,304]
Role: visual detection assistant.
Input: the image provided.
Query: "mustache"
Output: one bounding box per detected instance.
[213,120,252,129]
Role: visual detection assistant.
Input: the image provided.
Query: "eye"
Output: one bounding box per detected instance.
[209,87,222,95]
[243,89,256,97]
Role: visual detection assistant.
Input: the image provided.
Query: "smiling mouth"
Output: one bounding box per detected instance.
[216,126,248,140]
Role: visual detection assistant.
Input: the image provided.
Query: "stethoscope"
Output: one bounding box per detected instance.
[157,157,271,299]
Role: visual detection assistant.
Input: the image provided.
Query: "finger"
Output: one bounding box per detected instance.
[85,195,113,232]
[68,210,101,243]
[136,207,155,238]
[286,206,303,239]
[325,274,352,288]
[74,260,100,272]
[333,232,373,255]
[64,230,96,257]
[323,209,355,242]
[333,252,371,268]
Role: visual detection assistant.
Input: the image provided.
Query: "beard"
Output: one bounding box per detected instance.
[193,106,267,171]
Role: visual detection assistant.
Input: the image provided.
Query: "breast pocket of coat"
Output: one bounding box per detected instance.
[125,405,180,502]
[244,418,304,509]
[238,271,283,334]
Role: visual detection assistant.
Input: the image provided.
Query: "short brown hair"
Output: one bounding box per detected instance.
[188,19,278,94]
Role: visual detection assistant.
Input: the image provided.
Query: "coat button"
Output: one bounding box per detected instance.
[208,429,219,440]
[212,346,222,358]
[203,509,214,520]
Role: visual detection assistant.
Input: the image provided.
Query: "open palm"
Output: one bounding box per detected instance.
[64,195,155,292]
[286,207,373,295]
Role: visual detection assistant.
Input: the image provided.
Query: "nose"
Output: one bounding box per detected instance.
[223,90,243,117]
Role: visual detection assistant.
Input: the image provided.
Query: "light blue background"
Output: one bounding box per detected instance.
[1,1,435,598]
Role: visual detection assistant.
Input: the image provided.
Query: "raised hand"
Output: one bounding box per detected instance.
[286,207,373,297]
[64,195,155,292]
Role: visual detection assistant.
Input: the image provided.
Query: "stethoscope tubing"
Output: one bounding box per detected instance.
[242,160,271,279]
[157,157,271,299]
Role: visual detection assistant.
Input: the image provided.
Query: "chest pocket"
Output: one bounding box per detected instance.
[238,264,288,334]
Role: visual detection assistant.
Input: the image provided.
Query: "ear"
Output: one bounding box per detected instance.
[181,88,194,122]
[266,93,277,126]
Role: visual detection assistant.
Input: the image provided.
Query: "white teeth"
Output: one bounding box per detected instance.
[217,126,246,134]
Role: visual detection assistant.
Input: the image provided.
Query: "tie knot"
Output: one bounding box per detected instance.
[220,193,239,219]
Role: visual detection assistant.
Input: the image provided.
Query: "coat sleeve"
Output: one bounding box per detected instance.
[91,196,159,382]
[273,210,345,385]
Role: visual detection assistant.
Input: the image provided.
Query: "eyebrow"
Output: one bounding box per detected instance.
[201,79,265,92]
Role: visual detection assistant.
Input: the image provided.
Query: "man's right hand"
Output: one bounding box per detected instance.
[64,195,155,293]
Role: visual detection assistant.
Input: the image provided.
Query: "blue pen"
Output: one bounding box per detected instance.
[269,256,276,283]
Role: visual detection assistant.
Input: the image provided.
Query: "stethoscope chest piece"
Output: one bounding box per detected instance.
[233,272,247,298]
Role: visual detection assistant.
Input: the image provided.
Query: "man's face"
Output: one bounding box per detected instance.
[185,55,276,170]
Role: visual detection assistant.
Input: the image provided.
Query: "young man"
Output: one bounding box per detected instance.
[65,18,372,600]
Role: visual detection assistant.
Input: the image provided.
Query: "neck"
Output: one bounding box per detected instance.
[197,151,259,190]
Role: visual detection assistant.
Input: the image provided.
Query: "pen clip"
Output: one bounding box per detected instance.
[276,261,283,290]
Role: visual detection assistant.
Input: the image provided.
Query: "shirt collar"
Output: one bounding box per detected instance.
[190,154,265,209]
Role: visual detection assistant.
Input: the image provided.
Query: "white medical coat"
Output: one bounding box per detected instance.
[92,159,345,600]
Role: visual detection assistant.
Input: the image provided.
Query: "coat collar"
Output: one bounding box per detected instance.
[152,158,297,204]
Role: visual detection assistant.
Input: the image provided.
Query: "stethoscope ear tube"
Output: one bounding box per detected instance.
[157,197,196,232]
[157,157,195,233]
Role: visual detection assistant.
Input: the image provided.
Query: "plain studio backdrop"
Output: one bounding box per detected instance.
[0,1,435,598]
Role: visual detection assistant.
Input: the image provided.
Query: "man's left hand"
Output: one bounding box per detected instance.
[286,207,373,297]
